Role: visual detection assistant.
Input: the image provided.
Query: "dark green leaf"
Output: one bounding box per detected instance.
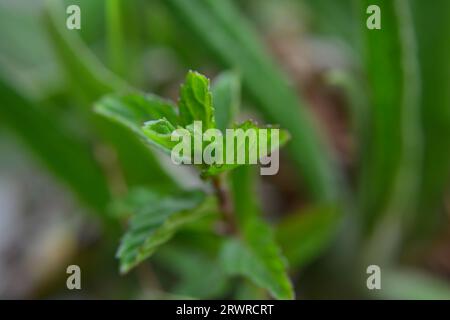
[116,189,217,273]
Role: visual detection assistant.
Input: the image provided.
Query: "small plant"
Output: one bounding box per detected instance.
[95,70,294,299]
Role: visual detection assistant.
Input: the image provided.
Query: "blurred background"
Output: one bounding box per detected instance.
[1,0,450,299]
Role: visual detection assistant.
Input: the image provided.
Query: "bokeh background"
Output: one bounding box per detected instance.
[1,0,450,299]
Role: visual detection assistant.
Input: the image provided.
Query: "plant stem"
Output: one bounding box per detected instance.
[212,175,237,234]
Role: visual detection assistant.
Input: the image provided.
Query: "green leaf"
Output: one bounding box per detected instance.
[226,165,294,300]
[95,93,179,155]
[116,189,217,273]
[276,205,341,268]
[211,71,240,131]
[179,70,215,129]
[165,0,340,201]
[220,219,294,300]
[412,0,450,235]
[202,120,290,177]
[358,0,422,235]
[142,118,177,152]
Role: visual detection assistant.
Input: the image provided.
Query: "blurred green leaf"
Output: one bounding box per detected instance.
[179,70,215,129]
[0,78,110,214]
[276,205,341,268]
[212,71,240,131]
[116,189,216,273]
[165,0,340,201]
[45,0,176,189]
[155,245,230,299]
[412,0,450,234]
[359,0,422,235]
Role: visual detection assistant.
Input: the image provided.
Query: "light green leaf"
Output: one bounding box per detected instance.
[116,189,216,273]
[212,71,240,131]
[95,93,179,155]
[276,205,341,268]
[142,118,177,152]
[220,218,294,300]
[202,120,290,177]
[179,70,215,129]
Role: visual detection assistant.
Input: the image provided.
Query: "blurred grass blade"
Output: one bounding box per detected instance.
[412,0,450,235]
[212,71,240,132]
[226,166,294,300]
[165,0,340,202]
[106,0,126,77]
[276,205,341,269]
[45,0,175,189]
[45,0,127,100]
[116,188,216,273]
[0,78,110,213]
[359,0,422,237]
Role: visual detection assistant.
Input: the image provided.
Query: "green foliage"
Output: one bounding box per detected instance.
[164,0,341,201]
[358,0,421,241]
[227,166,294,300]
[1,0,449,301]
[116,189,216,273]
[96,69,293,297]
[179,71,215,129]
[96,71,290,178]
[412,0,450,235]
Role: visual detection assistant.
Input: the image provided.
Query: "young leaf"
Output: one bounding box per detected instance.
[276,205,341,269]
[142,118,178,152]
[212,71,240,132]
[165,0,340,201]
[116,189,217,273]
[179,70,215,129]
[358,0,422,237]
[95,93,179,155]
[202,120,290,177]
